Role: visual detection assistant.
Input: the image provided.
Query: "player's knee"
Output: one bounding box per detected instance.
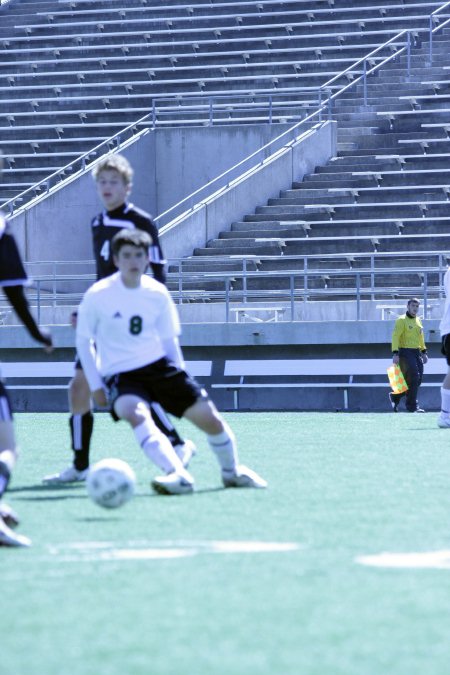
[69,372,91,411]
[116,398,149,427]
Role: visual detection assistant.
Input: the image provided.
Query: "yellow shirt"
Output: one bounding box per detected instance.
[391,313,426,352]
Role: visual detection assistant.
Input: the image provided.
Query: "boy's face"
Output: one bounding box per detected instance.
[96,169,130,211]
[113,244,149,285]
[407,301,420,317]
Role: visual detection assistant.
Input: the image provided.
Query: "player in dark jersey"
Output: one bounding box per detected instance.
[0,181,53,545]
[43,154,195,484]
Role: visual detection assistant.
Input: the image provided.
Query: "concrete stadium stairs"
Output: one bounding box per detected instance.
[0,0,445,208]
[178,34,450,301]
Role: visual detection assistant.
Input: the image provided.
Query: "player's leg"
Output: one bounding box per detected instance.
[149,402,196,467]
[0,387,31,547]
[43,366,93,484]
[182,398,267,489]
[399,351,417,412]
[113,394,194,494]
[69,367,94,470]
[438,335,450,427]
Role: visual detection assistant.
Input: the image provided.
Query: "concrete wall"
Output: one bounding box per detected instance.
[159,121,336,258]
[9,122,299,265]
[0,320,442,412]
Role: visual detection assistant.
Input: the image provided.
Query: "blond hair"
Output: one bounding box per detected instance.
[92,153,133,186]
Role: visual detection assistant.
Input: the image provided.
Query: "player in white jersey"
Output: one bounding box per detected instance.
[76,229,267,495]
[438,267,450,427]
[43,154,195,485]
[0,155,54,544]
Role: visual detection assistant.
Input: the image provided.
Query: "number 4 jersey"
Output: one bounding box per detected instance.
[76,271,180,378]
[91,202,166,283]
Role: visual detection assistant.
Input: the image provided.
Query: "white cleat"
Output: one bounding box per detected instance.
[173,439,197,468]
[437,414,450,428]
[222,465,268,489]
[42,465,89,484]
[0,516,31,548]
[151,469,194,496]
[0,502,20,528]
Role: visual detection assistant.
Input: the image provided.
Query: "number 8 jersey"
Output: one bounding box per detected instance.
[76,271,180,378]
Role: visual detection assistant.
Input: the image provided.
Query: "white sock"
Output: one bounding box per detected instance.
[134,420,184,474]
[441,388,450,415]
[207,421,238,473]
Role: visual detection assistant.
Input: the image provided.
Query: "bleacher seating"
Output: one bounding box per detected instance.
[1,0,450,317]
[0,0,448,210]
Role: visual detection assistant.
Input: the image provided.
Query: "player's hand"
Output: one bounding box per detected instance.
[40,328,54,353]
[422,353,428,364]
[392,354,399,365]
[92,388,108,408]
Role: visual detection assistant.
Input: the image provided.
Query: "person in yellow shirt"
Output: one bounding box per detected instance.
[389,298,428,413]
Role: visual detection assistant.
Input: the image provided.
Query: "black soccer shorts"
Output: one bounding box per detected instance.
[441,334,450,366]
[105,357,209,421]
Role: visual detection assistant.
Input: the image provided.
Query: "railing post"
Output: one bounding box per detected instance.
[37,280,41,325]
[318,88,322,122]
[152,100,156,129]
[327,88,333,120]
[423,272,428,316]
[406,31,411,80]
[208,97,213,126]
[429,15,433,65]
[225,277,230,322]
[243,258,248,303]
[268,95,272,125]
[363,60,368,107]
[290,274,294,321]
[356,273,361,320]
[178,260,183,305]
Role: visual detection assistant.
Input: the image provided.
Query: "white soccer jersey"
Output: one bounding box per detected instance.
[76,272,180,378]
[440,267,450,337]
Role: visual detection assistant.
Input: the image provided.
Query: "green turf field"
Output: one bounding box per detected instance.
[3,411,450,675]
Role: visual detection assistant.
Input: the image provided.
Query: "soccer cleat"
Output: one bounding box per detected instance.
[388,392,399,412]
[173,439,197,468]
[0,516,31,548]
[151,470,194,496]
[42,465,89,484]
[222,465,268,489]
[438,414,450,428]
[0,502,20,528]
[412,408,425,413]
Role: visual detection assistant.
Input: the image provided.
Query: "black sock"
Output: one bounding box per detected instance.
[70,412,94,471]
[0,461,11,499]
[150,403,183,446]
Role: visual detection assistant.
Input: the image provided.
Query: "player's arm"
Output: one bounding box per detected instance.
[3,285,52,351]
[162,336,185,370]
[75,298,106,405]
[144,219,167,285]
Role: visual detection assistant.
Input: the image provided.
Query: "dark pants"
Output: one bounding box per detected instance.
[392,348,424,412]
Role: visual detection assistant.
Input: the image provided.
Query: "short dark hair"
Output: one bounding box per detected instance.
[111,228,153,256]
[407,297,420,306]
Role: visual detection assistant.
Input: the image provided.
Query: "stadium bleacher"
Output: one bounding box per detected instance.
[1,0,449,210]
[2,0,450,413]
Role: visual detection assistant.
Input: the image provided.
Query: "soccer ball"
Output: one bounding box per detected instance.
[86,458,136,509]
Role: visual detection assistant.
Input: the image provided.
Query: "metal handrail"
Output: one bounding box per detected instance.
[22,250,450,274]
[153,2,450,226]
[3,265,444,324]
[3,1,450,220]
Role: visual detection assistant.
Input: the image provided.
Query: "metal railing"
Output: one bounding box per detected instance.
[3,1,450,221]
[6,251,447,324]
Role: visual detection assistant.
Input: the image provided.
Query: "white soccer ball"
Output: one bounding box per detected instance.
[86,458,136,509]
